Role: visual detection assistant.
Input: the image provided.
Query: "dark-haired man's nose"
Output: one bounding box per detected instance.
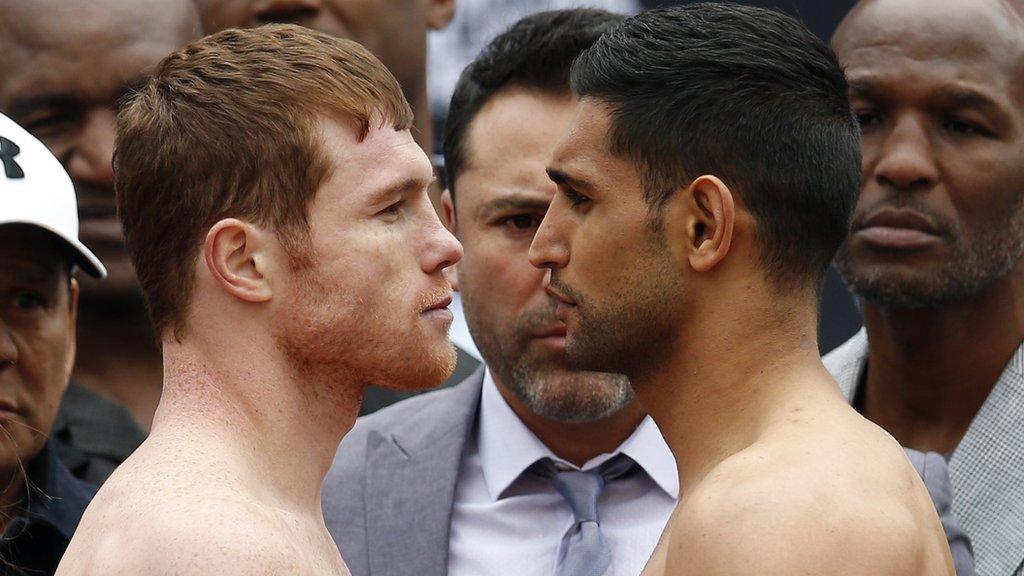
[251,0,323,25]
[66,109,116,190]
[872,116,938,194]
[529,208,570,272]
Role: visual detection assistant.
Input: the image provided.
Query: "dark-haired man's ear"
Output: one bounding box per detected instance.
[440,189,461,291]
[425,0,456,30]
[671,175,735,274]
[203,219,274,304]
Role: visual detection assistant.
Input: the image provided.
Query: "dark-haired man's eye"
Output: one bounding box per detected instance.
[504,214,538,231]
[854,110,883,130]
[943,119,987,137]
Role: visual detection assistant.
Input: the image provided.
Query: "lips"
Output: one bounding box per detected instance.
[422,294,453,313]
[853,208,943,251]
[532,325,567,339]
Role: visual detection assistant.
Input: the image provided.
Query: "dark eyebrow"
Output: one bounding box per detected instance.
[6,92,77,119]
[7,75,152,119]
[849,78,1006,114]
[546,167,593,192]
[931,88,1004,113]
[477,194,551,220]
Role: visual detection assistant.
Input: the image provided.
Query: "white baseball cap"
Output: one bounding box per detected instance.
[0,112,105,278]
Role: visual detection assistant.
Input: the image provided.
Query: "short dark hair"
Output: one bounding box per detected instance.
[443,8,626,201]
[572,3,861,289]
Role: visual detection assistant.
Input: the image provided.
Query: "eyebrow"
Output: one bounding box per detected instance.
[476,194,552,220]
[6,91,76,119]
[546,167,593,192]
[6,75,150,119]
[370,175,435,204]
[849,78,1006,113]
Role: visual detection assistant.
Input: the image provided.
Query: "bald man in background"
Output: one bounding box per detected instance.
[827,0,1024,574]
[0,0,202,482]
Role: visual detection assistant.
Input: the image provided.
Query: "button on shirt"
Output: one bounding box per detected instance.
[448,370,678,576]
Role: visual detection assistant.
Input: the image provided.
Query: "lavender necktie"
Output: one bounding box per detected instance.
[531,454,638,576]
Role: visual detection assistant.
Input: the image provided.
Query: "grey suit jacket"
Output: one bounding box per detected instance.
[825,330,1024,576]
[323,368,484,576]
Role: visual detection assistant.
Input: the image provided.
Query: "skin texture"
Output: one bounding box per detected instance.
[0,226,77,528]
[55,119,462,576]
[442,88,644,466]
[194,0,456,212]
[529,100,954,575]
[831,0,1024,453]
[0,0,202,429]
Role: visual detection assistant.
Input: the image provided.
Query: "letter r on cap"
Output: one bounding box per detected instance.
[0,136,25,179]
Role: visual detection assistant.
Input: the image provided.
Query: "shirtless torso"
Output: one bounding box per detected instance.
[640,372,953,576]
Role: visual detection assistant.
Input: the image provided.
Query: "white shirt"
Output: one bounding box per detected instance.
[447,370,678,576]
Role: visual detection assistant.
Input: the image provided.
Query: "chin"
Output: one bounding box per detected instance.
[374,339,457,392]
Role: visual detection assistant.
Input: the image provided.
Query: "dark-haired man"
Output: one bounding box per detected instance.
[826,0,1024,574]
[529,5,953,575]
[0,112,103,576]
[0,0,200,477]
[57,25,460,576]
[323,10,676,576]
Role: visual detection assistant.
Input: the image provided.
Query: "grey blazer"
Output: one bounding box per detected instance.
[323,368,485,576]
[825,330,1024,576]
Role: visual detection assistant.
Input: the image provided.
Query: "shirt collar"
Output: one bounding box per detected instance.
[477,368,679,501]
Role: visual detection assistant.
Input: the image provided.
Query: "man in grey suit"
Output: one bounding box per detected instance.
[825,0,1024,574]
[322,10,677,576]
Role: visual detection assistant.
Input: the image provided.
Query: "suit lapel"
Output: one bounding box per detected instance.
[364,370,484,576]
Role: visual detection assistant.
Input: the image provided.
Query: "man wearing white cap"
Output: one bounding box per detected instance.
[0,113,102,573]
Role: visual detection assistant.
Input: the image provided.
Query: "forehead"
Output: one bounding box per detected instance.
[549,99,635,185]
[0,0,197,102]
[0,226,66,281]
[457,89,576,203]
[835,0,1024,97]
[317,117,431,203]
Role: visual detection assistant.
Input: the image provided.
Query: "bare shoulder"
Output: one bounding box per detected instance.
[58,481,315,576]
[663,440,952,576]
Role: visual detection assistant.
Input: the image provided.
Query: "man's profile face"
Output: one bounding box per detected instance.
[451,89,633,423]
[273,119,462,390]
[833,0,1024,308]
[0,226,77,472]
[529,100,682,378]
[195,0,435,100]
[0,0,197,301]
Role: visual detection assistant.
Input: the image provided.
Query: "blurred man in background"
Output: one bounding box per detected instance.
[0,0,203,481]
[827,0,1024,574]
[323,10,677,576]
[0,113,102,576]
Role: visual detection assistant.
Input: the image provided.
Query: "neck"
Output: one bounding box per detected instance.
[859,262,1024,453]
[633,293,831,493]
[150,333,361,512]
[494,377,647,467]
[72,293,162,430]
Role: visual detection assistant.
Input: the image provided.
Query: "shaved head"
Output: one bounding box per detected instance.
[834,0,1024,71]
